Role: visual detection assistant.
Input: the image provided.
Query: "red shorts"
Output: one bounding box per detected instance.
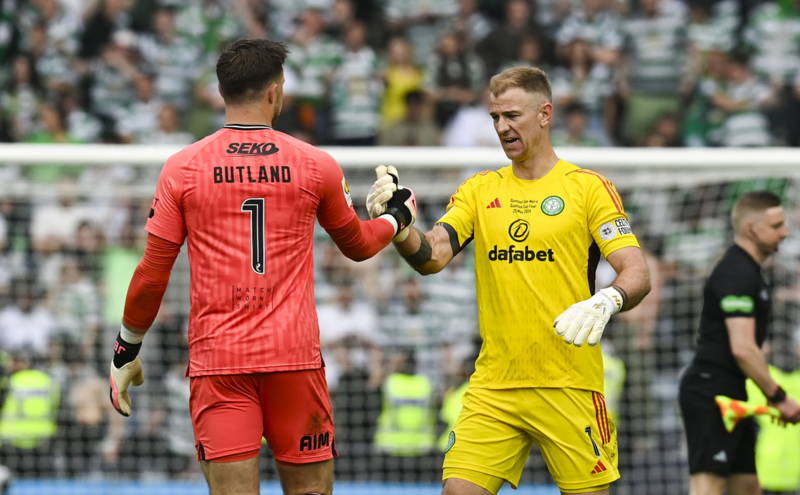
[189,368,337,463]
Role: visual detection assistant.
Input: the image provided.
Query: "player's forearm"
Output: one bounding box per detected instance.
[393,227,443,274]
[122,234,180,331]
[122,267,170,331]
[610,265,651,312]
[733,345,780,397]
[326,215,395,261]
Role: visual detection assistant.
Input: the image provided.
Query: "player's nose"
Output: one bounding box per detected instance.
[495,118,510,133]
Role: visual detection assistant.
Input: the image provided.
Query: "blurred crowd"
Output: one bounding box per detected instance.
[1,0,800,149]
[2,167,800,492]
[1,0,800,492]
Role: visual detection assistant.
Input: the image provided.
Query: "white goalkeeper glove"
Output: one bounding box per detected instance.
[553,286,625,346]
[366,165,397,219]
[366,164,417,242]
[109,357,144,417]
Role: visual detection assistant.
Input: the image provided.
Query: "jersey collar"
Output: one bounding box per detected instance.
[731,243,761,269]
[223,124,272,130]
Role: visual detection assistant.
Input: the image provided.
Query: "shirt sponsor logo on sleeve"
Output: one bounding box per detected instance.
[600,218,632,240]
[614,218,632,235]
[342,177,353,207]
[148,198,159,218]
[720,295,754,314]
[599,222,616,241]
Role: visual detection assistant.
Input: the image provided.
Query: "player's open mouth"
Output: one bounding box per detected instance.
[503,137,519,144]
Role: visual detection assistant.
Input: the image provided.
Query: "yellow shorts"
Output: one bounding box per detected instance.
[442,387,619,494]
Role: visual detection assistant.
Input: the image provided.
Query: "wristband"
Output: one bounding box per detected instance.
[378,213,399,235]
[599,286,624,314]
[610,284,628,310]
[113,332,142,368]
[767,385,787,405]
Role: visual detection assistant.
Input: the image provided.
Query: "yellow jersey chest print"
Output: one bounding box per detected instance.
[478,178,580,268]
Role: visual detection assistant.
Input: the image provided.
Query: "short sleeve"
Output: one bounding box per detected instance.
[712,270,759,318]
[583,172,640,257]
[437,179,476,248]
[145,158,187,245]
[315,153,359,231]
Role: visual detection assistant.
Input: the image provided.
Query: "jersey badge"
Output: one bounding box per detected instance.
[341,177,353,207]
[541,195,564,216]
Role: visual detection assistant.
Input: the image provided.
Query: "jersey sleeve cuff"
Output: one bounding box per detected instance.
[378,213,398,235]
[600,236,640,258]
[145,224,185,246]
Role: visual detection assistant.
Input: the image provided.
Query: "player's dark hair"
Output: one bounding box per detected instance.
[731,190,782,230]
[489,66,551,102]
[216,39,288,105]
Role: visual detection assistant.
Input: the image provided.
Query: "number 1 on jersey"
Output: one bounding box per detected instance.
[241,198,265,274]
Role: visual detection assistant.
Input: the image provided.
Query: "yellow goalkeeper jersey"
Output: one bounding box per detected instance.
[438,160,639,393]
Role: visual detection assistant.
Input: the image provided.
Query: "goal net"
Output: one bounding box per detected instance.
[1,144,799,494]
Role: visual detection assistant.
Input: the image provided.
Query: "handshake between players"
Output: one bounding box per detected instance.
[366,165,418,242]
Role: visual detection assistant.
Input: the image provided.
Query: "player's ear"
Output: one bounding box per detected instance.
[266,81,279,105]
[539,102,553,127]
[746,220,757,239]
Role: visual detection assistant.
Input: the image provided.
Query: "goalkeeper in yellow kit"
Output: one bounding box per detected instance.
[373,67,651,494]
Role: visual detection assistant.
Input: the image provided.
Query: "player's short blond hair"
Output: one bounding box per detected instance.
[731,190,782,233]
[488,66,552,102]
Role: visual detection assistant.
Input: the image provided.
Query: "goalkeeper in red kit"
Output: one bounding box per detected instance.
[108,39,416,495]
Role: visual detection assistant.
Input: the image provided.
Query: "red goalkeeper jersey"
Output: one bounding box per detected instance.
[145,124,377,376]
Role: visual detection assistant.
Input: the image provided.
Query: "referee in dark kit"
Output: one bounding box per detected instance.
[679,191,800,495]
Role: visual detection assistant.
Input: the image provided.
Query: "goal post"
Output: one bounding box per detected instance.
[1,144,799,494]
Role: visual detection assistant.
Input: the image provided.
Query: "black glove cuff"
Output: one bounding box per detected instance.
[385,189,413,231]
[113,333,142,368]
[768,385,787,405]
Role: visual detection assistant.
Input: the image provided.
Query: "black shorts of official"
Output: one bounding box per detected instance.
[678,366,757,476]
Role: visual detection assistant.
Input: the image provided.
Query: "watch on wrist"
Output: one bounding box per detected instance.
[768,385,787,405]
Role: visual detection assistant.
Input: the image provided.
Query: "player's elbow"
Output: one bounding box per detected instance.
[345,252,371,262]
[414,265,436,275]
[640,270,652,298]
[337,240,382,262]
[731,344,756,362]
[629,262,652,303]
[340,247,374,262]
[413,260,446,275]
